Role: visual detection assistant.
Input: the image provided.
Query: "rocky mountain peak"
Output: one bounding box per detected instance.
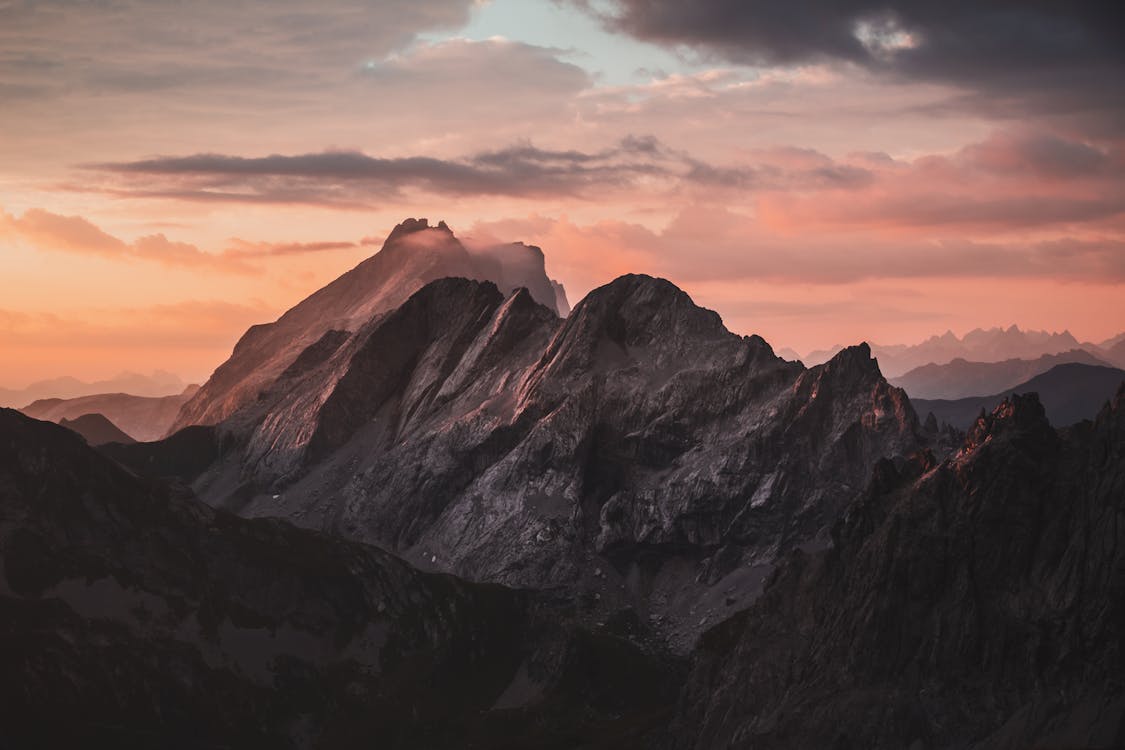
[811,342,885,392]
[825,341,877,371]
[523,273,745,400]
[383,216,453,244]
[570,273,727,345]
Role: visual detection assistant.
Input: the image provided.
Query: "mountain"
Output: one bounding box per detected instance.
[670,389,1125,749]
[803,325,1089,377]
[8,361,1122,748]
[1102,338,1125,369]
[112,273,932,647]
[1100,331,1125,350]
[912,362,1125,430]
[0,370,187,408]
[169,218,570,433]
[890,349,1111,400]
[0,407,680,748]
[57,413,137,445]
[21,384,199,441]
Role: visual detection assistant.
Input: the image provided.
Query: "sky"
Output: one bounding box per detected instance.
[1,0,1124,386]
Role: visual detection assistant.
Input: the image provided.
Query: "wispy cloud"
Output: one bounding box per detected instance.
[1,207,363,272]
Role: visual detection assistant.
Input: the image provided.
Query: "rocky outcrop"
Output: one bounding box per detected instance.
[671,388,1125,749]
[121,273,928,647]
[0,408,680,748]
[169,218,569,433]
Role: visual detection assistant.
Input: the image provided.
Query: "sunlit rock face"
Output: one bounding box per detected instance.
[170,218,569,433]
[121,266,929,647]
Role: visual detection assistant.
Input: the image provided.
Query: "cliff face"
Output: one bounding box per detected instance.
[170,219,569,433]
[122,273,928,646]
[0,408,680,748]
[673,388,1125,749]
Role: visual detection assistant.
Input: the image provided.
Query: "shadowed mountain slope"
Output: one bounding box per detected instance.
[0,408,680,748]
[671,388,1125,749]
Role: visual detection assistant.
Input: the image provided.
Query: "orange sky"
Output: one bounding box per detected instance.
[1,0,1123,387]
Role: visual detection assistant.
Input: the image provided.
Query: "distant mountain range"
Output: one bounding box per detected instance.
[891,349,1112,400]
[20,385,199,442]
[0,370,187,408]
[912,362,1125,430]
[800,326,1125,377]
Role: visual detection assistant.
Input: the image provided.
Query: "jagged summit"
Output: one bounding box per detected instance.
[384,216,452,243]
[566,274,728,344]
[822,341,879,375]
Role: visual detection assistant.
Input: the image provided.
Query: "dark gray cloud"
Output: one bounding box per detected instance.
[81,135,888,205]
[568,1,1125,125]
[82,137,737,204]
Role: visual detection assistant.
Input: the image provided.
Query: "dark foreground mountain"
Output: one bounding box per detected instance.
[170,219,568,433]
[0,408,680,748]
[671,388,1125,749]
[890,349,1111,400]
[58,412,137,445]
[22,384,198,442]
[113,272,932,647]
[912,362,1125,430]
